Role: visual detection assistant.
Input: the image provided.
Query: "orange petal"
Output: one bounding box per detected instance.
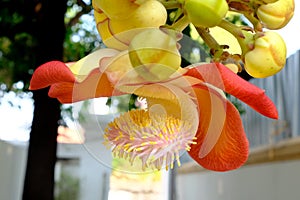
[188,84,249,171]
[30,61,120,103]
[29,61,76,90]
[49,69,123,103]
[185,62,278,119]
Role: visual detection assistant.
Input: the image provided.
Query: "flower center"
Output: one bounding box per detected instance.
[104,109,196,170]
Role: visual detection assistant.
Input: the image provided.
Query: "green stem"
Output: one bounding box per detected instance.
[196,27,224,60]
[159,0,181,9]
[226,0,263,30]
[240,11,263,31]
[170,15,191,32]
[217,19,254,56]
[196,27,219,50]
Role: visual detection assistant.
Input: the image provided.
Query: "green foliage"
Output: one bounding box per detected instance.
[106,94,138,113]
[55,171,80,200]
[63,0,101,62]
[0,33,37,89]
[0,0,98,91]
[225,13,248,26]
[0,1,37,89]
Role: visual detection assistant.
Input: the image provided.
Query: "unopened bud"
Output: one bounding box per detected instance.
[244,31,286,78]
[183,0,228,27]
[94,0,167,50]
[257,0,294,29]
[129,29,181,81]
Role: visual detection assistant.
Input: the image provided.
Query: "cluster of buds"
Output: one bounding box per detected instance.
[93,0,167,50]
[223,0,294,77]
[94,0,294,79]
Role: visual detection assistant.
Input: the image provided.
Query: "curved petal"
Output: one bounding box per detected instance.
[105,80,199,170]
[184,62,278,119]
[99,50,141,85]
[48,69,122,103]
[29,48,123,103]
[97,18,130,50]
[188,84,249,171]
[127,74,200,131]
[29,61,76,90]
[69,48,119,80]
[30,62,122,103]
[30,48,119,89]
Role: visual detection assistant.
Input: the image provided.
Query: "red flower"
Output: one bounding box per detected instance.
[30,49,277,171]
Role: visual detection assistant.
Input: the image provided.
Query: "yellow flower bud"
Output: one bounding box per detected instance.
[94,0,167,50]
[257,0,294,29]
[93,0,138,20]
[183,0,228,27]
[244,31,286,78]
[128,29,181,81]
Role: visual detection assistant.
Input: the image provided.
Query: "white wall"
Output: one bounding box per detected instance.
[177,160,300,200]
[0,139,112,200]
[57,141,112,200]
[0,140,27,200]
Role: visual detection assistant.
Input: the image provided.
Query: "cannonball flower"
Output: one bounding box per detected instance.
[30,46,278,171]
[257,0,294,30]
[93,0,167,50]
[183,0,228,27]
[244,31,287,78]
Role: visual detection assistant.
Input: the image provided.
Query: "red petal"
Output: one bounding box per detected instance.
[29,61,76,90]
[185,63,278,119]
[188,85,249,171]
[30,61,121,103]
[49,69,122,103]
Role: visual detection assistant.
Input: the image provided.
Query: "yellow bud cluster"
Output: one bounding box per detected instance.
[92,0,295,78]
[93,0,167,50]
[206,0,294,78]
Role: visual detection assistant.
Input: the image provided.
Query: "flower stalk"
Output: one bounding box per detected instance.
[196,27,224,59]
[218,19,254,57]
[169,15,191,32]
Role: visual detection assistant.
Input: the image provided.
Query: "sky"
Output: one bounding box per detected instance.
[0,2,299,142]
[0,91,33,142]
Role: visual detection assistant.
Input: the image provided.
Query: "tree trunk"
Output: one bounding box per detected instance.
[22,0,67,199]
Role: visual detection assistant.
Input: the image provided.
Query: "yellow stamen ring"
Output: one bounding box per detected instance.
[104,109,196,170]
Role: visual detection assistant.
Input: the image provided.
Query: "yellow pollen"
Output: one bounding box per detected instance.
[135,147,143,152]
[129,136,135,141]
[104,109,197,171]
